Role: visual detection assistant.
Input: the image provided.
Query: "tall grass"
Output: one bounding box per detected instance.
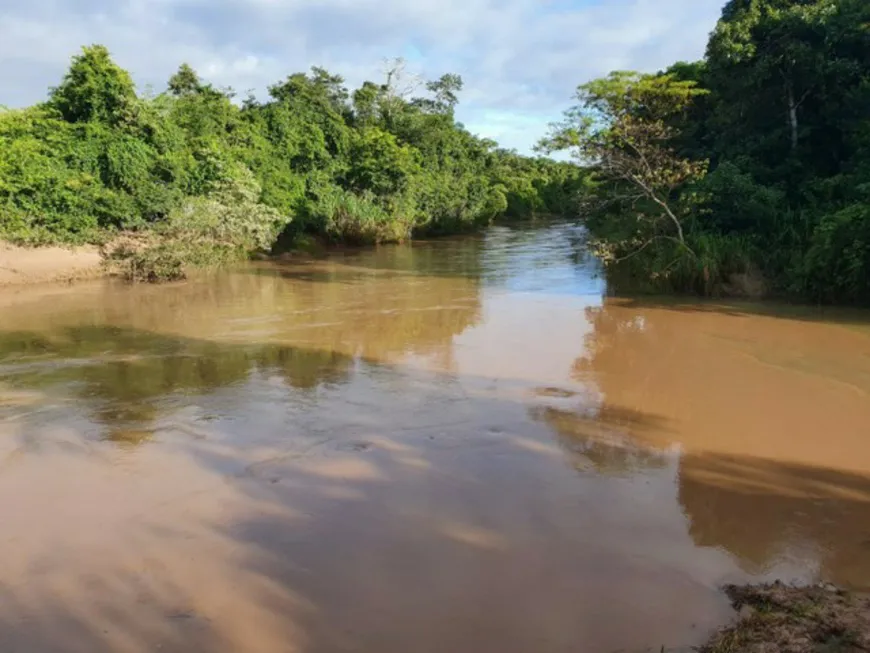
[309,187,415,245]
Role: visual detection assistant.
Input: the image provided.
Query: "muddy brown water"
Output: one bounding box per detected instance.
[1,223,870,653]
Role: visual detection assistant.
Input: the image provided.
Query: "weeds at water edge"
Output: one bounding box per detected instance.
[699,583,870,653]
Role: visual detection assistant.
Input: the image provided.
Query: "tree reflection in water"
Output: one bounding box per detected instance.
[540,299,870,589]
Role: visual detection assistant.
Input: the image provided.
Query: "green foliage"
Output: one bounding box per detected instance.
[48,45,137,125]
[167,64,202,97]
[548,0,870,304]
[0,107,131,242]
[802,202,870,304]
[693,161,784,235]
[343,127,420,200]
[308,185,412,245]
[540,71,710,283]
[107,165,288,282]
[1,45,579,277]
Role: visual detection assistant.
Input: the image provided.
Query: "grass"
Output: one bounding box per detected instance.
[699,583,870,653]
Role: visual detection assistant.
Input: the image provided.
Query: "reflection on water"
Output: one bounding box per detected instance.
[1,222,870,653]
[679,454,870,590]
[574,299,870,590]
[0,326,356,444]
[535,403,674,474]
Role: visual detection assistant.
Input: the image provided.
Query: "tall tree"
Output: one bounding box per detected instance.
[706,0,834,168]
[539,72,708,258]
[48,45,136,125]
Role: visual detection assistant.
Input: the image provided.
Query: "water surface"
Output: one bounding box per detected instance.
[2,223,870,653]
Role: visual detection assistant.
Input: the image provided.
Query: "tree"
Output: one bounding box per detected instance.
[48,45,136,125]
[3,43,574,262]
[414,74,464,114]
[168,63,202,97]
[542,0,870,302]
[539,72,708,259]
[268,67,348,113]
[351,81,384,127]
[706,0,833,162]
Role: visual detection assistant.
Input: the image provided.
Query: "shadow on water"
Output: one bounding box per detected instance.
[561,300,870,591]
[265,234,490,281]
[679,454,870,590]
[602,295,870,332]
[538,405,870,593]
[535,404,673,474]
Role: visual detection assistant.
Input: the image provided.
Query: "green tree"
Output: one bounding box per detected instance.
[539,72,708,258]
[48,45,136,125]
[2,44,576,272]
[168,63,203,97]
[549,0,870,302]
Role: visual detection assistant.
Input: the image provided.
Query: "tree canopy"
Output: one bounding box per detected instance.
[544,0,870,303]
[1,46,582,261]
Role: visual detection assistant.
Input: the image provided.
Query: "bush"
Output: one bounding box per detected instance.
[695,161,784,235]
[115,241,186,283]
[308,185,413,244]
[107,165,289,282]
[801,203,870,303]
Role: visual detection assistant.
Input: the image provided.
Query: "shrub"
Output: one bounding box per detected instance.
[307,184,414,244]
[107,165,289,282]
[801,203,870,303]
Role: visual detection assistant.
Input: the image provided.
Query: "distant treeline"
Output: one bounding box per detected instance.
[0,46,583,278]
[543,0,870,304]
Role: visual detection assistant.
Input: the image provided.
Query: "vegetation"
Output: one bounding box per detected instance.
[1,47,582,281]
[542,0,870,304]
[700,583,870,653]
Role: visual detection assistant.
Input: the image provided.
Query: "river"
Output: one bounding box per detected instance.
[1,222,870,653]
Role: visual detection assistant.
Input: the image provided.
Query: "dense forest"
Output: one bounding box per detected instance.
[3,0,869,301]
[542,0,870,304]
[0,47,582,279]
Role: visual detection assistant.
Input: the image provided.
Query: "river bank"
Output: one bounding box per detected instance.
[0,233,322,287]
[0,241,103,286]
[700,584,870,653]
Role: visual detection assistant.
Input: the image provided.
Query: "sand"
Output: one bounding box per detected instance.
[0,242,103,286]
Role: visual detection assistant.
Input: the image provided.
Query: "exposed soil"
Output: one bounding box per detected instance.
[701,583,870,653]
[0,242,103,285]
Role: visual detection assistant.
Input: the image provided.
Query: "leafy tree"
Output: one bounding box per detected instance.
[414,74,464,114]
[168,64,203,97]
[2,45,576,266]
[551,0,870,303]
[540,72,708,263]
[48,45,136,125]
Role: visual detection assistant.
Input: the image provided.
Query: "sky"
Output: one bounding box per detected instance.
[0,0,727,154]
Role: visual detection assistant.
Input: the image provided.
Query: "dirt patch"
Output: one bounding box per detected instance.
[701,583,870,653]
[0,242,104,286]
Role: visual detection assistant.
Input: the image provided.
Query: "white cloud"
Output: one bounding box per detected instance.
[0,0,725,152]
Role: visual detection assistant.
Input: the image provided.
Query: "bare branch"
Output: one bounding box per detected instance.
[614,237,658,263]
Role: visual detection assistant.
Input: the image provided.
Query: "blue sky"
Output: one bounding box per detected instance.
[0,0,726,153]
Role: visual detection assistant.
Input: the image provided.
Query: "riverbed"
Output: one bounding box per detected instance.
[1,222,869,653]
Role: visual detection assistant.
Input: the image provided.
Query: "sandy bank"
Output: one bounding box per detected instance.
[0,242,103,286]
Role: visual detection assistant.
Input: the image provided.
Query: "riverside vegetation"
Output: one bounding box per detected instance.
[0,47,583,281]
[3,0,870,303]
[541,0,870,304]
